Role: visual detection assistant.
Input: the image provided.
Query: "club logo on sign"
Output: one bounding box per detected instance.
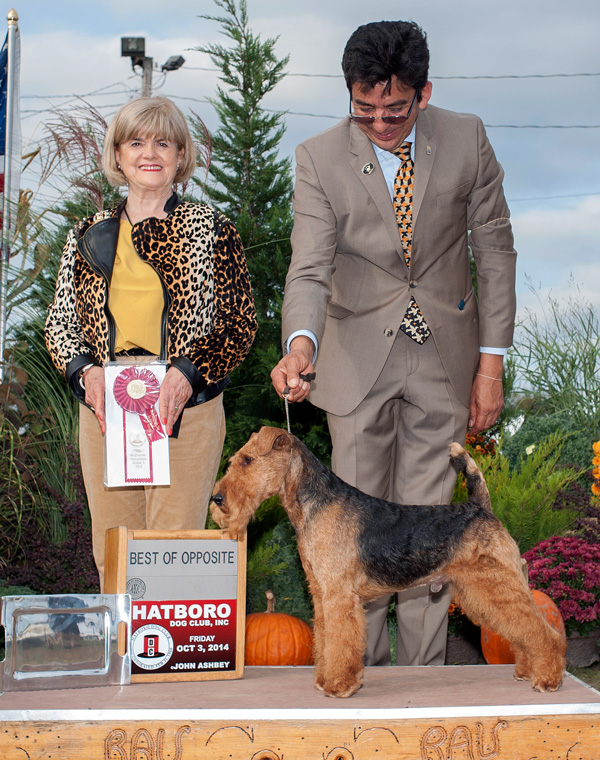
[126,577,147,599]
[131,624,174,670]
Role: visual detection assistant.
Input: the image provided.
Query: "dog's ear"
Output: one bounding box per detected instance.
[256,426,292,456]
[272,432,291,452]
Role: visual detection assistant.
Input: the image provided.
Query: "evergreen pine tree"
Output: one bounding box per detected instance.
[192,0,329,619]
[193,0,329,458]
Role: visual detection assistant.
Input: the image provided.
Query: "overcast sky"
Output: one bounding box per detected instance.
[9,0,600,318]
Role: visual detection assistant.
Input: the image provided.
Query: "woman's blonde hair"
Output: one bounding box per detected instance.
[102,96,197,186]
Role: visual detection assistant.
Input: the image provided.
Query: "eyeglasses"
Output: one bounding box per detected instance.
[349,90,418,126]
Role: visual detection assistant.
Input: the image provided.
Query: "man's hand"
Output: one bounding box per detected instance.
[468,354,504,436]
[270,335,316,403]
[159,366,193,435]
[83,366,106,433]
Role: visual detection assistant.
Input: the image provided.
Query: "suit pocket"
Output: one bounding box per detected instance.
[327,301,355,319]
[435,180,471,209]
[459,287,476,311]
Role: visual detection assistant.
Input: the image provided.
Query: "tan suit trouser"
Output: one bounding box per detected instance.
[79,394,226,590]
[326,330,470,666]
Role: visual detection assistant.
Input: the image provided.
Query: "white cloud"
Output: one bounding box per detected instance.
[512,196,600,318]
[512,195,600,265]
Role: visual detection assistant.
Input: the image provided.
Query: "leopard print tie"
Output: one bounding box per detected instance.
[393,141,431,344]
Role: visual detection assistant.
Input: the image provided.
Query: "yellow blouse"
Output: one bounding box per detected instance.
[108,220,163,355]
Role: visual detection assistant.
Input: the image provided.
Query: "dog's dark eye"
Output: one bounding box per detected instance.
[242,456,254,467]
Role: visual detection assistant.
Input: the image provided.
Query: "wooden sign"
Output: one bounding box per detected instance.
[104,527,246,683]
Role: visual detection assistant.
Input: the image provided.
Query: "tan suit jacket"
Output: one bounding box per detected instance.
[282,104,517,416]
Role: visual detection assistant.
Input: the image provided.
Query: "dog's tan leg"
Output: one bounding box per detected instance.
[319,590,366,698]
[305,575,326,691]
[453,559,565,692]
[512,644,536,683]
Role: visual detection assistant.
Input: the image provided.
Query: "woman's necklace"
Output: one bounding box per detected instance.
[122,204,133,225]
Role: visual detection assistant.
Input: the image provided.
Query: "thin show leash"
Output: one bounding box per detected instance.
[282,372,316,433]
[280,371,315,490]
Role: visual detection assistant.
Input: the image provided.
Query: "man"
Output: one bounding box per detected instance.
[271,20,516,666]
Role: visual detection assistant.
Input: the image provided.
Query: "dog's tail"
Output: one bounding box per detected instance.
[449,442,492,511]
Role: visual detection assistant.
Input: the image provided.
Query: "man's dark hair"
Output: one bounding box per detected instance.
[342,21,429,96]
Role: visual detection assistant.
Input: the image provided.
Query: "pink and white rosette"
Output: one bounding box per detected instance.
[113,366,166,483]
[113,366,165,444]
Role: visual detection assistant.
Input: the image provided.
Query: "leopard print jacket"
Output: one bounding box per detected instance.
[45,194,257,405]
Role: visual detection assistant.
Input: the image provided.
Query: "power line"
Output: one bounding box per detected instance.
[183,65,600,80]
[19,92,600,131]
[264,107,600,129]
[21,77,139,102]
[509,191,600,202]
[432,72,600,80]
[21,89,134,101]
[486,124,600,129]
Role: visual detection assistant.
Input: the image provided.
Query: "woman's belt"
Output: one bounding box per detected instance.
[115,347,154,358]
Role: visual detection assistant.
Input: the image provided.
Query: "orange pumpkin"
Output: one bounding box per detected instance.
[245,590,314,666]
[480,589,566,664]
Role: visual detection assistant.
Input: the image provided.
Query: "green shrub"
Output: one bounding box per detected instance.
[0,581,36,595]
[453,434,580,553]
[503,411,596,471]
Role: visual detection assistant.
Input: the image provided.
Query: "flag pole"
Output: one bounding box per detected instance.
[0,8,19,383]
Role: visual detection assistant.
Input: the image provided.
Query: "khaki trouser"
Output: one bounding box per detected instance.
[327,330,469,666]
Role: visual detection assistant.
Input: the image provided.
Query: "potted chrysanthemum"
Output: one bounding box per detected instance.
[523,535,600,667]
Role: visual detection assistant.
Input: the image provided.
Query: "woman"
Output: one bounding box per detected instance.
[45,97,257,588]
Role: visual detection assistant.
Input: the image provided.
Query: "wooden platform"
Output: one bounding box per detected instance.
[1,665,599,759]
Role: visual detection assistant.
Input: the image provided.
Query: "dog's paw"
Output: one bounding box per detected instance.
[513,666,532,682]
[531,674,564,692]
[321,678,362,698]
[220,529,238,540]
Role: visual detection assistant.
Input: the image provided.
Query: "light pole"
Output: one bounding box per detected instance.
[121,37,185,97]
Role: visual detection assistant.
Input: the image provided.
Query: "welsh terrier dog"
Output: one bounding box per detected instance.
[211,427,565,698]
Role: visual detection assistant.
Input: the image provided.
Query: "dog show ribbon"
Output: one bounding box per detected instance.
[112,366,166,483]
[113,366,165,444]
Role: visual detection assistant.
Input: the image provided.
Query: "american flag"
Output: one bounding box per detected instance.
[0,21,21,237]
[0,13,21,380]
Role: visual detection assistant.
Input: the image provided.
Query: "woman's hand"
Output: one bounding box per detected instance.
[83,366,106,433]
[159,367,193,435]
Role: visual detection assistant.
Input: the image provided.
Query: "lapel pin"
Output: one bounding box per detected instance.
[362,162,374,175]
[426,146,432,155]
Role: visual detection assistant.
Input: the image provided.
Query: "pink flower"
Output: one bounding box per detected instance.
[524,535,600,635]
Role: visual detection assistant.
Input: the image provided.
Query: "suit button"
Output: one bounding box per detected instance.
[409,279,417,288]
[384,328,393,337]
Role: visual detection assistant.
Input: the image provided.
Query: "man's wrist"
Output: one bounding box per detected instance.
[285,330,318,362]
[289,335,316,361]
[476,352,504,381]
